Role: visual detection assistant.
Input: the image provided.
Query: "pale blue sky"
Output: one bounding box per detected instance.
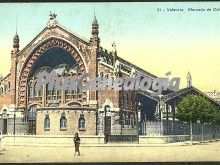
[0,2,220,92]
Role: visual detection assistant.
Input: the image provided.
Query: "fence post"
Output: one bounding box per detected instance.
[190,119,193,145]
[201,124,204,143]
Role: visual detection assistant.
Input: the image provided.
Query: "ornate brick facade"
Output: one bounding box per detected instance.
[1,13,219,137]
[0,14,140,135]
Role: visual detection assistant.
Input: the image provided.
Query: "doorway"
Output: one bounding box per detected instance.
[3,119,7,134]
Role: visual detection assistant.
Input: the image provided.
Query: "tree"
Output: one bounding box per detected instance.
[177,94,217,123]
[211,109,220,125]
[176,94,218,144]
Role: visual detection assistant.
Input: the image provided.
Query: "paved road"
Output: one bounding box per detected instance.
[1,141,220,163]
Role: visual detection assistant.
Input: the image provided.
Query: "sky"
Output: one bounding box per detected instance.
[0,2,220,92]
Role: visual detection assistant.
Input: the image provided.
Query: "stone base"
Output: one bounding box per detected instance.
[2,135,105,145]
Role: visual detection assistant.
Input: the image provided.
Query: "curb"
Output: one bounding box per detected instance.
[3,143,188,147]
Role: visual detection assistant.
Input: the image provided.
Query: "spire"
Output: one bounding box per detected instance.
[90,11,100,47]
[92,15,99,35]
[186,72,192,87]
[13,16,19,49]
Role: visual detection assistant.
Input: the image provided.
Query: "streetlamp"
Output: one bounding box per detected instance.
[13,107,16,143]
[159,96,165,135]
[136,101,141,143]
[104,105,110,144]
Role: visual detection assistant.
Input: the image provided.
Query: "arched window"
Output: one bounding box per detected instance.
[28,105,37,134]
[60,114,67,130]
[8,82,10,91]
[28,105,37,120]
[4,84,7,93]
[44,114,50,130]
[78,114,85,130]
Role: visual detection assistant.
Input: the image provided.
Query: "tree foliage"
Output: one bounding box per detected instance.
[176,94,219,124]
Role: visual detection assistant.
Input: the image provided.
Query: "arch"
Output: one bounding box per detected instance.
[65,101,82,107]
[28,103,42,108]
[51,63,70,75]
[33,66,52,77]
[18,37,88,106]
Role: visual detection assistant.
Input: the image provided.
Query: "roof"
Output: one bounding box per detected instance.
[0,73,11,84]
[163,86,220,106]
[17,24,90,58]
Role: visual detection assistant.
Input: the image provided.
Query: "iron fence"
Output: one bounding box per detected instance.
[140,120,220,137]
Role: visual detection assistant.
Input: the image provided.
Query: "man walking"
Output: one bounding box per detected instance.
[73,132,80,156]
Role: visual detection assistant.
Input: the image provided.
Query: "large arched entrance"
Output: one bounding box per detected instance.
[18,37,88,134]
[18,37,87,108]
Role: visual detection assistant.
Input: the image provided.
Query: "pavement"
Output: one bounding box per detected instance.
[0,140,220,162]
[2,139,219,147]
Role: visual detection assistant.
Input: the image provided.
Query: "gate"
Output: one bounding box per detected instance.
[106,126,139,143]
[107,134,138,143]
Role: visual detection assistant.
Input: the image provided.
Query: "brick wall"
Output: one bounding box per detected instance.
[36,110,96,135]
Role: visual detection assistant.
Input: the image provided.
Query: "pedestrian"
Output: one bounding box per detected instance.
[73,132,80,156]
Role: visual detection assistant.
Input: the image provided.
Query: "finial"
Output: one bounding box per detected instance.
[47,11,58,28]
[112,41,116,50]
[186,72,192,87]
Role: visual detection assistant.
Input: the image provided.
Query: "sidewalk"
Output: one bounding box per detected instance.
[1,141,220,162]
[3,140,218,147]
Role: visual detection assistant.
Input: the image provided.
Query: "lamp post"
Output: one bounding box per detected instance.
[104,105,110,144]
[13,107,16,143]
[136,101,141,143]
[159,96,165,135]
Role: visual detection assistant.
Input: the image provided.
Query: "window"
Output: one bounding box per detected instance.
[77,87,82,94]
[44,114,50,130]
[4,84,7,93]
[29,86,34,98]
[28,105,37,134]
[78,114,85,130]
[28,105,36,120]
[8,82,10,91]
[60,115,67,130]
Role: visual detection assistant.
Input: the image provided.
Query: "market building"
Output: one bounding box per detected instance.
[0,13,219,138]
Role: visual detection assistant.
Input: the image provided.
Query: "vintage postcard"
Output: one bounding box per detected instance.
[0,2,220,164]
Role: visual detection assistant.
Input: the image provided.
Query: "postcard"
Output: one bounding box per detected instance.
[0,2,220,164]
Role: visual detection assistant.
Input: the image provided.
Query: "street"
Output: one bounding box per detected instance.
[0,141,220,163]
